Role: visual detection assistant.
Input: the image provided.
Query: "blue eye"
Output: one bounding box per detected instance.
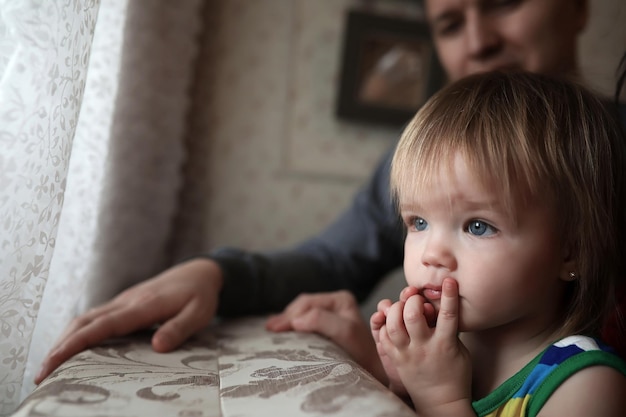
[466,220,496,236]
[413,217,428,231]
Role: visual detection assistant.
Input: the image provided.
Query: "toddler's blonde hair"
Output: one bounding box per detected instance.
[391,71,626,337]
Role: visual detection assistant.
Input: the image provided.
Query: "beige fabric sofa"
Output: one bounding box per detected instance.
[13,317,414,417]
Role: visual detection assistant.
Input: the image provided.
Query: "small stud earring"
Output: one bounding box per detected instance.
[568,272,577,281]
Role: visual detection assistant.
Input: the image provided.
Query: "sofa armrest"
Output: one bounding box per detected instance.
[14,317,414,417]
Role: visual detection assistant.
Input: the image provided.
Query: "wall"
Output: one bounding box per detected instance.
[580,0,626,97]
[173,0,626,313]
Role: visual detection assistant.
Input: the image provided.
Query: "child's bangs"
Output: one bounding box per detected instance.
[391,104,536,216]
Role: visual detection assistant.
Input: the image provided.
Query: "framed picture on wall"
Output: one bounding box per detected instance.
[335,10,445,126]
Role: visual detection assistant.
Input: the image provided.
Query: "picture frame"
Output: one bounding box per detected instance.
[335,10,445,126]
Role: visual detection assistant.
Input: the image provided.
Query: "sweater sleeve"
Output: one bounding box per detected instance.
[210,146,405,317]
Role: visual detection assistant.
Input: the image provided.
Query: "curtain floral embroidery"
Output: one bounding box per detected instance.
[0,0,202,415]
[0,1,100,414]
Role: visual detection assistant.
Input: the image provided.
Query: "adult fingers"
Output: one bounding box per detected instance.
[290,308,377,367]
[291,308,349,341]
[152,298,214,352]
[434,278,460,339]
[37,259,222,384]
[265,295,318,332]
[266,291,357,332]
[49,301,122,348]
[35,301,162,384]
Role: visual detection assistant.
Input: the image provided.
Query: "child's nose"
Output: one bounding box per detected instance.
[421,233,456,270]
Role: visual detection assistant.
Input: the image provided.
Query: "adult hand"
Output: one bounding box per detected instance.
[265,291,385,383]
[35,258,223,384]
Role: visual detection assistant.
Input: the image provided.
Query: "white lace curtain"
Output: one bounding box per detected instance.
[0,0,203,415]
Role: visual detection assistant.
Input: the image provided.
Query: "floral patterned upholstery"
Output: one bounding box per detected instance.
[12,318,414,417]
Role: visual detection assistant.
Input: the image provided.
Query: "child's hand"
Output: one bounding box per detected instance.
[371,299,407,397]
[378,278,473,416]
[370,286,423,397]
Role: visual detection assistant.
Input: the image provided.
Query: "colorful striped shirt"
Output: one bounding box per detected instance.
[472,335,626,417]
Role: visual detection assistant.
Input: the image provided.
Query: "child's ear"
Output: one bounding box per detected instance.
[559,249,577,282]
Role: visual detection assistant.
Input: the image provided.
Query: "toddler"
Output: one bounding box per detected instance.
[370,71,626,417]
